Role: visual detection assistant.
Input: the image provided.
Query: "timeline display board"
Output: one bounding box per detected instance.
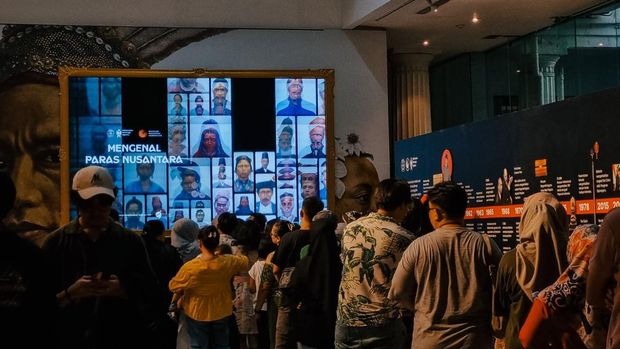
[60,69,334,229]
[395,86,620,251]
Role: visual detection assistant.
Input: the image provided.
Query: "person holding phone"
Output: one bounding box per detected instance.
[43,166,159,349]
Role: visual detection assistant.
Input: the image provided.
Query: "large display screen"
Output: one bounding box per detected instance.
[63,71,332,229]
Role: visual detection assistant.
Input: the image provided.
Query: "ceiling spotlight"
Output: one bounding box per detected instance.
[598,42,604,47]
[423,40,430,46]
[472,13,480,24]
[426,0,438,13]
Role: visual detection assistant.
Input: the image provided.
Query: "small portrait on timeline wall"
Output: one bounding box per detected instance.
[495,168,514,204]
[440,148,453,182]
[613,164,620,191]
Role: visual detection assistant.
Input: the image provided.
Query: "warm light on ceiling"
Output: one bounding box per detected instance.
[423,40,430,46]
[472,13,480,24]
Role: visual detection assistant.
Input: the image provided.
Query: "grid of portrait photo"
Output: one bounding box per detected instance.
[69,76,327,229]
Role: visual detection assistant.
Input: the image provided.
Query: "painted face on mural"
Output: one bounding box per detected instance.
[0,83,61,246]
[334,155,380,220]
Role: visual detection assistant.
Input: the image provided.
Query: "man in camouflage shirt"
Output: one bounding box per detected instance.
[335,179,415,349]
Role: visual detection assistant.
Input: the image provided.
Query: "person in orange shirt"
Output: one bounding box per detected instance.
[169,225,248,348]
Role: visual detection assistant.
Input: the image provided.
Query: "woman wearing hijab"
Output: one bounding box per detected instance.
[519,224,600,349]
[493,192,569,349]
[169,218,200,349]
[171,218,201,263]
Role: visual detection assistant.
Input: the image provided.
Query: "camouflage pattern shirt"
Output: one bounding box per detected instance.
[336,212,415,327]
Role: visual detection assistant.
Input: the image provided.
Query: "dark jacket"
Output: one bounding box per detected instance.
[43,218,158,349]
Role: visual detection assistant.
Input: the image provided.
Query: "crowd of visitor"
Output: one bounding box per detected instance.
[1,165,619,349]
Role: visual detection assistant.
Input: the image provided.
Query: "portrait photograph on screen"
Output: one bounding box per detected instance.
[168,93,189,123]
[189,93,209,116]
[124,195,146,230]
[146,194,169,227]
[77,116,122,164]
[234,193,255,217]
[69,77,100,117]
[168,78,208,93]
[255,174,277,215]
[61,70,333,229]
[317,79,325,116]
[192,207,211,228]
[210,78,232,115]
[170,208,189,225]
[255,151,275,174]
[213,188,233,218]
[123,157,168,194]
[277,189,298,223]
[212,157,233,189]
[233,152,255,193]
[168,124,189,158]
[275,78,317,116]
[297,115,326,159]
[190,116,232,159]
[275,116,296,158]
[319,160,327,203]
[100,77,122,115]
[169,164,211,209]
[299,163,320,203]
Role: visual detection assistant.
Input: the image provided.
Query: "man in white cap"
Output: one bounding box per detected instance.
[42,165,158,349]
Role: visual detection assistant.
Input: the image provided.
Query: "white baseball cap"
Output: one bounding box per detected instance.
[72,166,116,200]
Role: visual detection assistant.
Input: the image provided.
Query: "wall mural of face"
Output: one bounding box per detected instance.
[334,134,380,222]
[0,83,61,246]
[0,25,224,246]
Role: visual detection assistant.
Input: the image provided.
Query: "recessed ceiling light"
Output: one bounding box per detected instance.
[423,40,430,46]
[516,69,521,73]
[472,13,480,24]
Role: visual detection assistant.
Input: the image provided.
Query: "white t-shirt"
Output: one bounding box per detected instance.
[248,260,268,311]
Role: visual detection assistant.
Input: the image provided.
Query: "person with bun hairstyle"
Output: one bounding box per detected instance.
[169,225,248,348]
